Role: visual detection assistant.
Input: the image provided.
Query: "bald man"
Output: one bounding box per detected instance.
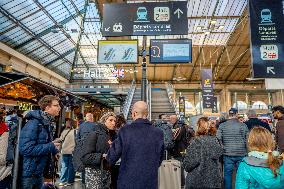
[107,101,164,189]
[77,113,96,140]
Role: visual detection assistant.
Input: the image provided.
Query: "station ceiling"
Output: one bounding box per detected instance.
[0,0,252,84]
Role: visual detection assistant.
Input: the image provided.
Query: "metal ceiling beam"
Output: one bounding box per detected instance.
[69,0,89,82]
[188,46,202,81]
[0,6,73,66]
[0,0,56,36]
[14,9,86,50]
[224,46,250,81]
[46,48,76,67]
[188,0,222,81]
[213,14,249,80]
[33,0,89,70]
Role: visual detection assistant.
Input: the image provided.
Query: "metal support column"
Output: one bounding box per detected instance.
[234,92,238,110]
[12,118,22,189]
[281,89,284,105]
[141,36,147,102]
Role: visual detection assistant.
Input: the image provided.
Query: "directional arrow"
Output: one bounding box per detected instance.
[105,27,110,32]
[267,67,275,74]
[174,8,183,19]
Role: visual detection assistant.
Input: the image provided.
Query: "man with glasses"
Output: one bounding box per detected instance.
[19,95,61,189]
[272,106,284,153]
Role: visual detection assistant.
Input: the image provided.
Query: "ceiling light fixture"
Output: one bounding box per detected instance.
[210,20,217,25]
[204,31,210,35]
[218,25,225,30]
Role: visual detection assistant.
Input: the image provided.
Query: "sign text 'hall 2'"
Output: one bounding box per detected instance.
[102,1,188,36]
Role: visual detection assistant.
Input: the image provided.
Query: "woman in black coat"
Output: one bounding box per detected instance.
[81,112,116,189]
[183,117,223,189]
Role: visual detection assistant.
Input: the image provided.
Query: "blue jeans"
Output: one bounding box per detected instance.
[60,154,75,183]
[223,155,244,189]
[21,177,43,189]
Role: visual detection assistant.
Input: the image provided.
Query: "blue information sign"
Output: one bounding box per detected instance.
[150,39,192,63]
[102,2,188,36]
[249,0,284,78]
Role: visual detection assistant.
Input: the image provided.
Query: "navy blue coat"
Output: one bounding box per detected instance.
[19,111,58,177]
[106,118,164,189]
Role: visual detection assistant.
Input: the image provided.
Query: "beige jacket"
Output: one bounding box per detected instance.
[0,132,12,181]
[60,129,76,155]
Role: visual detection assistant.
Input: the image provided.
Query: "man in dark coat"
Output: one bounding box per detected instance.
[106,101,164,189]
[244,109,271,132]
[272,106,284,153]
[19,95,61,189]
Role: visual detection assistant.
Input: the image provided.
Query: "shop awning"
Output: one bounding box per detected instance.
[0,72,28,87]
[0,71,86,105]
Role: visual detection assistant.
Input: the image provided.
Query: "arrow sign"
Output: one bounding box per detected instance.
[105,27,110,31]
[267,67,275,74]
[174,8,183,19]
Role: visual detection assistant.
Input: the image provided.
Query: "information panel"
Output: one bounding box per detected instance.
[201,69,214,109]
[98,40,138,64]
[150,39,192,63]
[249,0,284,78]
[102,1,188,36]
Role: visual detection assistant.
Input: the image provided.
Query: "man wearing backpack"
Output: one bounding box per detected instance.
[155,114,174,159]
[19,95,61,189]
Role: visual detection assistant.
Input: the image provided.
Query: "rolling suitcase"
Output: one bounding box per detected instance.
[158,151,181,189]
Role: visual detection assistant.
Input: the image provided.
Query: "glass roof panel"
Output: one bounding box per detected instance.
[18,40,43,54]
[41,53,59,64]
[0,15,15,33]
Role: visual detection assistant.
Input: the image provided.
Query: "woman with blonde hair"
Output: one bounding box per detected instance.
[183,117,223,189]
[236,127,284,189]
[81,112,116,189]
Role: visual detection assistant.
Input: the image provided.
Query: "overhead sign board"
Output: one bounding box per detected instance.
[102,2,188,36]
[249,0,284,78]
[150,39,192,63]
[98,40,138,64]
[201,69,214,109]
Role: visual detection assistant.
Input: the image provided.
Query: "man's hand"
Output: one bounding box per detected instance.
[52,140,61,150]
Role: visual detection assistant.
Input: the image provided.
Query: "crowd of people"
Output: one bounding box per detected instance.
[0,94,284,189]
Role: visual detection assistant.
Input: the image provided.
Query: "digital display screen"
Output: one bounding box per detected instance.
[98,40,138,64]
[150,39,192,63]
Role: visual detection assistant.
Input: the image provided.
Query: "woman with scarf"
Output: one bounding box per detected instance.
[81,112,116,189]
[236,127,284,189]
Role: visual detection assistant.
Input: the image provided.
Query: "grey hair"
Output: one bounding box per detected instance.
[99,112,116,124]
[247,109,257,118]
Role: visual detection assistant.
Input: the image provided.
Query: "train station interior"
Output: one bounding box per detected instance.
[0,0,284,188]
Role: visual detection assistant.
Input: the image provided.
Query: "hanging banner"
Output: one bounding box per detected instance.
[179,96,185,119]
[201,69,214,109]
[102,1,188,36]
[249,0,284,78]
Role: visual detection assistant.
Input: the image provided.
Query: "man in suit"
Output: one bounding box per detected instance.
[107,101,164,189]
